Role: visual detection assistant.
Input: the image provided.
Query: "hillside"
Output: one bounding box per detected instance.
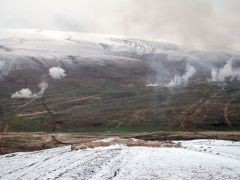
[0,29,240,132]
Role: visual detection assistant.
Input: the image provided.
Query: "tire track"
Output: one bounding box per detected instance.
[54,148,122,180]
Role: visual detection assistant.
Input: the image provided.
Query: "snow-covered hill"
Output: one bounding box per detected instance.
[1,28,240,85]
[0,139,240,180]
[0,28,240,84]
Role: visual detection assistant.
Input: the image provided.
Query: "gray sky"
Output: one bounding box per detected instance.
[1,0,240,51]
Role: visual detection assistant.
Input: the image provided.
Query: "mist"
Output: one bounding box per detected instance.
[0,0,240,51]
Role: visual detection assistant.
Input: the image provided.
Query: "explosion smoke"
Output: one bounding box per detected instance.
[11,88,37,99]
[165,63,196,88]
[49,67,66,79]
[12,66,66,99]
[11,81,48,99]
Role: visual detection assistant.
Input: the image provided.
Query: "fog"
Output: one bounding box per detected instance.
[0,0,240,51]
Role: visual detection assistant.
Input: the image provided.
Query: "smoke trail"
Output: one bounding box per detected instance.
[11,81,48,99]
[38,81,48,96]
[210,60,240,82]
[0,60,12,79]
[49,67,66,79]
[165,63,196,88]
[0,61,6,79]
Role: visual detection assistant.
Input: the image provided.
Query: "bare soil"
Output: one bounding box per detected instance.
[0,131,240,155]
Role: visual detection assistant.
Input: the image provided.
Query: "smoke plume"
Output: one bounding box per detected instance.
[38,81,48,96]
[165,63,196,88]
[12,66,66,99]
[210,61,240,82]
[11,88,37,99]
[0,60,12,79]
[49,67,66,79]
[11,81,48,99]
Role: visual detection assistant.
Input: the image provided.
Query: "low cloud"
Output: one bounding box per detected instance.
[0,0,240,51]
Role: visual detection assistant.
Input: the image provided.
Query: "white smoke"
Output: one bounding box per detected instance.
[0,61,4,69]
[165,63,196,88]
[38,81,48,96]
[145,83,158,87]
[49,67,66,79]
[210,61,240,82]
[12,66,66,99]
[11,88,37,99]
[0,61,12,79]
[11,81,48,99]
[0,61,5,79]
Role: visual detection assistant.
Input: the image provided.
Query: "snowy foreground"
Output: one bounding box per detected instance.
[0,140,240,180]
